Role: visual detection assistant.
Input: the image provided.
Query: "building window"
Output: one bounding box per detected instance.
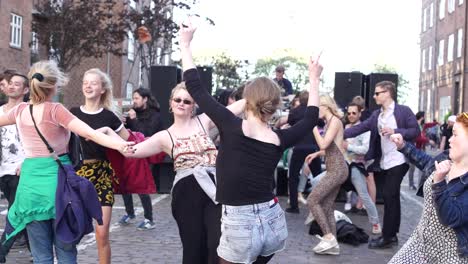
[439,96,451,122]
[448,0,456,13]
[428,46,433,70]
[422,8,427,32]
[457,28,463,58]
[429,3,434,28]
[163,54,170,65]
[31,32,39,54]
[439,0,446,19]
[10,13,23,48]
[420,89,425,111]
[156,47,162,64]
[126,83,134,99]
[129,0,137,9]
[421,49,426,73]
[127,31,135,61]
[448,34,454,62]
[426,89,432,117]
[438,39,445,66]
[459,0,464,5]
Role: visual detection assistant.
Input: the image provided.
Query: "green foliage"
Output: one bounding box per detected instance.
[32,0,129,72]
[253,56,308,92]
[373,64,409,104]
[208,53,249,89]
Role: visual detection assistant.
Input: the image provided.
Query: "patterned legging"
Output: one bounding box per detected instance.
[307,162,348,235]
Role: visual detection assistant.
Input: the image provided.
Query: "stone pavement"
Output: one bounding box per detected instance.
[1,180,423,264]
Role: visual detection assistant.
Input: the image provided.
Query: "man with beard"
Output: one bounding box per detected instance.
[119,88,162,230]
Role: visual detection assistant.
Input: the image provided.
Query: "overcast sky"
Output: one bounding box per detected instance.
[175,0,422,109]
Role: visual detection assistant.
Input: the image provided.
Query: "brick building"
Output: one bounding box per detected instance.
[420,0,467,121]
[0,0,172,107]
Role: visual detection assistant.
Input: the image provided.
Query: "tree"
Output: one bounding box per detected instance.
[253,56,308,92]
[126,0,214,85]
[197,53,248,90]
[373,64,409,104]
[32,0,129,72]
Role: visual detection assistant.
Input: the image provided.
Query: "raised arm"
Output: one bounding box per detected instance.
[276,56,321,148]
[180,20,238,130]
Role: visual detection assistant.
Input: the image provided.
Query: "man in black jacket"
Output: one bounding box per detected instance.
[119,88,162,230]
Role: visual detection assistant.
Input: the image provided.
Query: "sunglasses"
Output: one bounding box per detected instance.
[374,90,388,96]
[347,112,357,116]
[173,98,193,105]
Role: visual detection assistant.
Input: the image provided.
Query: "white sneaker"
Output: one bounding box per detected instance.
[344,203,352,212]
[315,244,340,255]
[298,195,308,205]
[313,235,338,253]
[304,212,315,225]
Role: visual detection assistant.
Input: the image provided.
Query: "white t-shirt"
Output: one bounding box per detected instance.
[0,105,25,176]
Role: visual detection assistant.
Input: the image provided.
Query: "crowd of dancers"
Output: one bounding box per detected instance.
[0,19,466,264]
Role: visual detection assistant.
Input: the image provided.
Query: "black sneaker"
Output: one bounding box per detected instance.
[285,207,300,214]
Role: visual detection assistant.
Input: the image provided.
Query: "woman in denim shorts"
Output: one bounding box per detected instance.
[179,20,321,264]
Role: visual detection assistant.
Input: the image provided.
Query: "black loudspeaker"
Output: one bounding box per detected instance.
[150,66,182,130]
[366,73,399,111]
[333,72,365,109]
[150,66,181,194]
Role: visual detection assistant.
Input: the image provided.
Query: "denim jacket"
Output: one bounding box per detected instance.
[398,142,450,197]
[432,172,468,257]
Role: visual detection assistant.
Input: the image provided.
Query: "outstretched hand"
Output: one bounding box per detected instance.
[179,18,197,47]
[119,141,136,156]
[308,53,323,81]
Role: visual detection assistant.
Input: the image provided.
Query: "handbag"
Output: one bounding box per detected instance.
[68,132,84,170]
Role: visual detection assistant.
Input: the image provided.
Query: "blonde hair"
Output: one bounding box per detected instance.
[169,82,196,117]
[243,77,282,122]
[83,68,114,110]
[28,60,68,104]
[169,82,188,101]
[320,95,344,119]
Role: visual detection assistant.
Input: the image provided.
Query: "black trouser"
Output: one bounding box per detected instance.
[0,175,29,261]
[288,146,320,209]
[122,194,153,221]
[171,175,221,264]
[381,163,409,239]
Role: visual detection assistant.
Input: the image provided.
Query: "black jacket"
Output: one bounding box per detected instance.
[126,107,162,137]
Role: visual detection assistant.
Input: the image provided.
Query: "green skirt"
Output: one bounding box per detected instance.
[6,155,71,241]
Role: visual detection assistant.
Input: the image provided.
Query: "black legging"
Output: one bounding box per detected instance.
[171,175,221,264]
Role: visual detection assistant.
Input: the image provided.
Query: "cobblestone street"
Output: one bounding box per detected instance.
[1,180,423,264]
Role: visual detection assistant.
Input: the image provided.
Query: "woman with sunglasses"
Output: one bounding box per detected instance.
[175,21,320,264]
[126,81,245,263]
[388,113,468,263]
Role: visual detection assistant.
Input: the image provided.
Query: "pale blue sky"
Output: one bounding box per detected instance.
[175,0,422,109]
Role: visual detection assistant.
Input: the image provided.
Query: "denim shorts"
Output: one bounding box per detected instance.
[217,199,288,264]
